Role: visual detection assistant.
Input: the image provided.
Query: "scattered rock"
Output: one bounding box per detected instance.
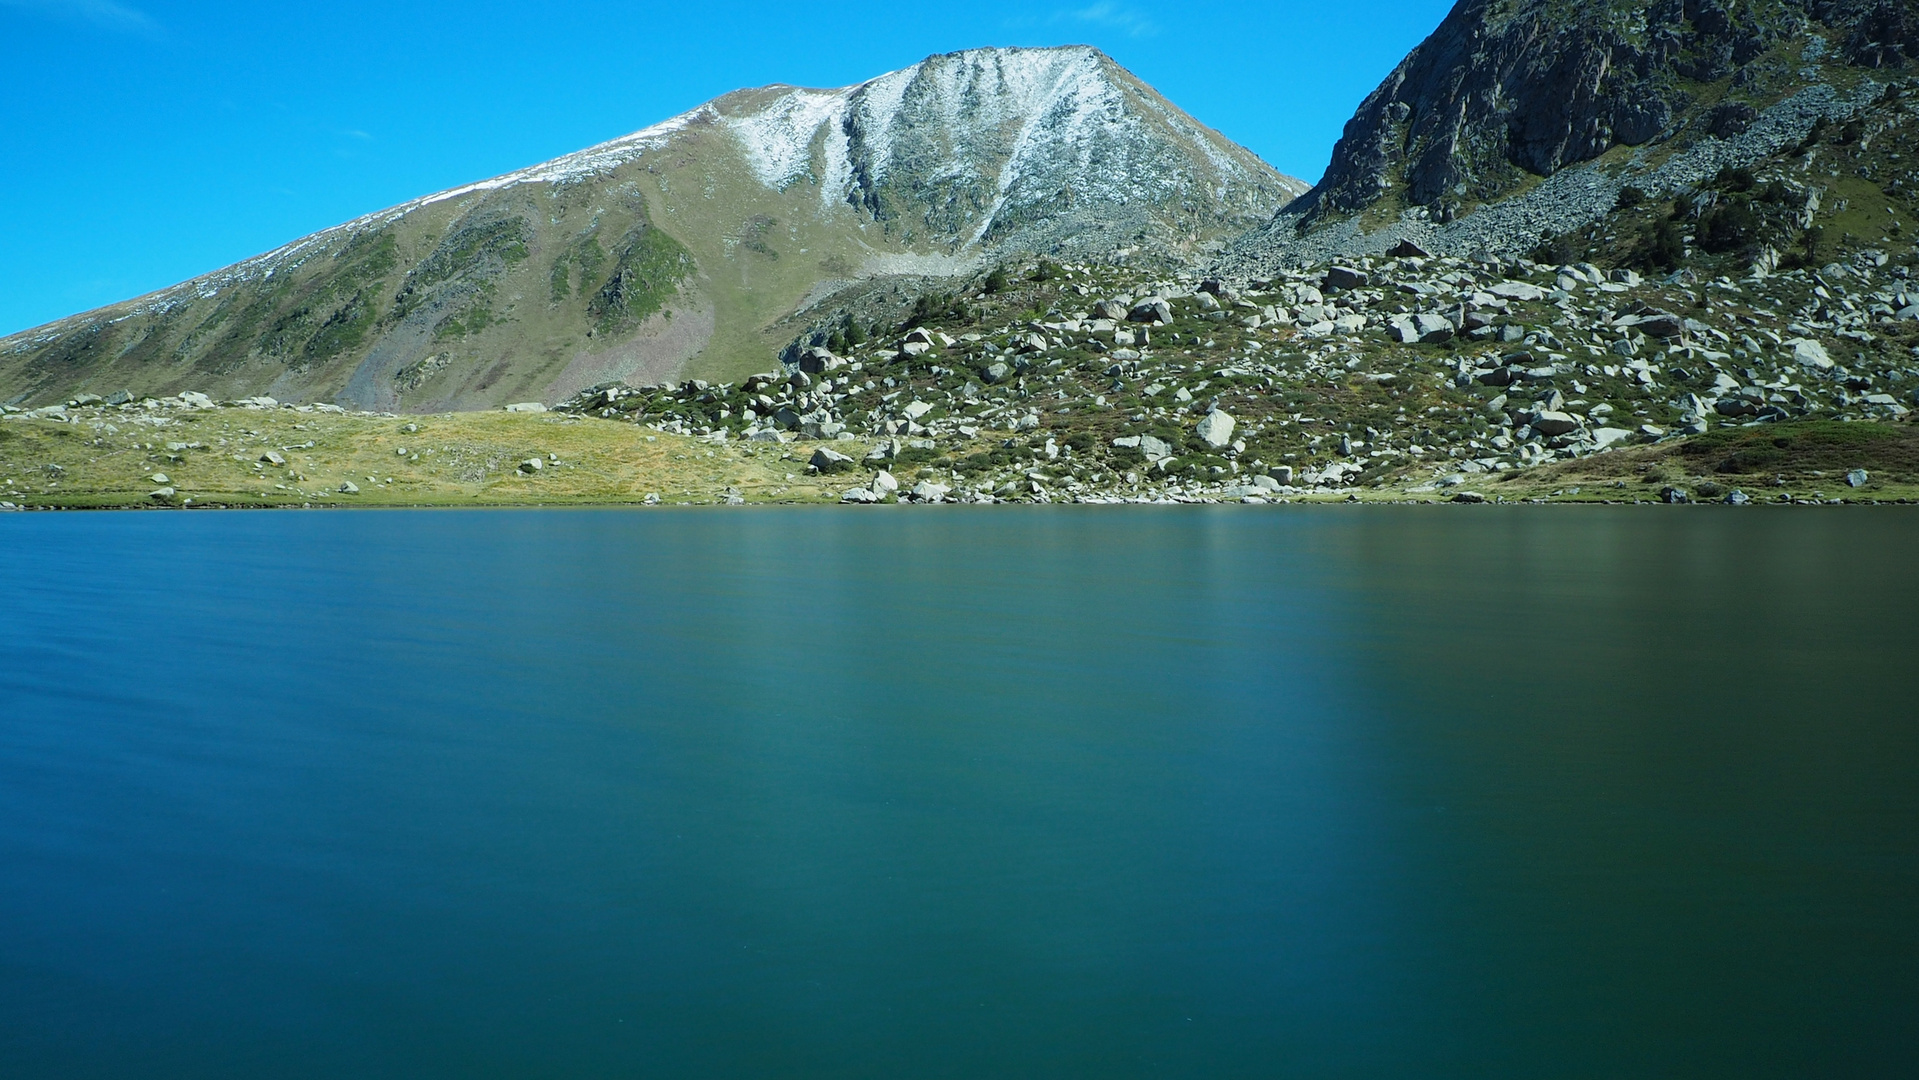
[503,402,546,413]
[1128,298,1173,324]
[809,447,854,473]
[1791,339,1834,370]
[1846,468,1869,488]
[1530,411,1581,437]
[1323,266,1369,291]
[1195,410,1236,448]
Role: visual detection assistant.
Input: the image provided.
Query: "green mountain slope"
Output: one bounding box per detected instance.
[0,46,1302,412]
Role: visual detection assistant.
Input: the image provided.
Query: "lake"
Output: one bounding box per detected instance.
[1,507,1914,1078]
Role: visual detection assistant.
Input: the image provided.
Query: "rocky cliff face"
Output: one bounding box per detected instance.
[1304,0,1914,221]
[0,47,1302,412]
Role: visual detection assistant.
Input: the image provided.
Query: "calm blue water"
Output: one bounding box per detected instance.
[1,508,1914,1078]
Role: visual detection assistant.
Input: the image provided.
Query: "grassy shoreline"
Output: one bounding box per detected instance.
[3,403,1914,510]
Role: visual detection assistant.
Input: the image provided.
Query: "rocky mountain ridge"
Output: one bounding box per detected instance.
[1222,0,1917,270]
[0,46,1299,413]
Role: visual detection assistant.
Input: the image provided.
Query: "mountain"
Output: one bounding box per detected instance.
[0,46,1303,412]
[1222,0,1914,270]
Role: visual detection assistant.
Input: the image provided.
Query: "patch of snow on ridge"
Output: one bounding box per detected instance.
[966,49,1127,243]
[843,65,916,188]
[729,88,852,190]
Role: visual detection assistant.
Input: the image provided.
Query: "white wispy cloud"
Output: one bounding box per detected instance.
[1055,2,1159,39]
[1,0,161,36]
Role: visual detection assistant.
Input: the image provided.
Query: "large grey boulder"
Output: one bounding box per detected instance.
[797,346,844,374]
[1791,339,1834,369]
[1390,313,1454,344]
[1487,281,1546,302]
[1195,410,1236,448]
[1324,266,1369,291]
[809,447,854,474]
[1632,312,1685,339]
[1530,411,1581,436]
[1128,298,1173,324]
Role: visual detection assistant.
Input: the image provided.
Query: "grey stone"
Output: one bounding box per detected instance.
[1531,411,1580,436]
[798,346,845,374]
[1632,312,1685,339]
[519,458,544,473]
[1128,299,1173,324]
[1195,410,1236,448]
[908,480,951,503]
[1791,339,1834,369]
[809,447,854,474]
[1267,465,1294,485]
[502,402,546,413]
[1487,281,1547,302]
[1391,312,1454,344]
[982,361,1012,384]
[1725,490,1751,505]
[338,481,360,494]
[1846,468,1869,488]
[1323,266,1369,291]
[1139,434,1173,459]
[259,451,286,466]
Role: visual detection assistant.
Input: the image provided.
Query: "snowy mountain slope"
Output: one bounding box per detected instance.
[0,46,1302,412]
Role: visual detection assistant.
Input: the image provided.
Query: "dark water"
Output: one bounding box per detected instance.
[1,508,1914,1078]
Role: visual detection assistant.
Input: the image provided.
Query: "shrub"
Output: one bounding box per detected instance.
[1714,166,1756,193]
[1697,200,1760,254]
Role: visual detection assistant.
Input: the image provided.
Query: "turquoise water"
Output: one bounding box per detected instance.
[1,508,1914,1078]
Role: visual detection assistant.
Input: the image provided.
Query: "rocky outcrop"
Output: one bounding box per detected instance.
[1300,0,1904,221]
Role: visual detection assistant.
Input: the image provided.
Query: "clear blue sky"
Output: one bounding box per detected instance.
[0,0,1454,335]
